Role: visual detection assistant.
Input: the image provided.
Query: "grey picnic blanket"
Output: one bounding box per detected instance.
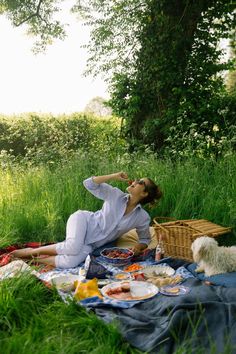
[94,273,236,353]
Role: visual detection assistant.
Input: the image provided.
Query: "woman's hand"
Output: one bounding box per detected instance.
[112,171,128,182]
[131,243,148,256]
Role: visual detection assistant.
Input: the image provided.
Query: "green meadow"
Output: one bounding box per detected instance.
[1,152,235,247]
[0,114,235,353]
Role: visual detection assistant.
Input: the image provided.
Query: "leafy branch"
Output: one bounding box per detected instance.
[14,0,43,26]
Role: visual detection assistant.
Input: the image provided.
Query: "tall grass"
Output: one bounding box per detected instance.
[0,274,138,354]
[0,153,235,247]
[155,157,236,232]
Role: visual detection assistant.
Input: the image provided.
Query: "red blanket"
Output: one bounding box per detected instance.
[0,242,54,271]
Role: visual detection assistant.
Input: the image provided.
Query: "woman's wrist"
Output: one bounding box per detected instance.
[110,173,119,181]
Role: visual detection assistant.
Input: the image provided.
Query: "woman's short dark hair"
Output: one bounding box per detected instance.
[140,178,162,206]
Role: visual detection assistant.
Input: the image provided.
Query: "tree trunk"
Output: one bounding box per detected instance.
[129,0,214,149]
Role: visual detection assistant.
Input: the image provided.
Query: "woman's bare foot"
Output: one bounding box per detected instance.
[10,248,34,258]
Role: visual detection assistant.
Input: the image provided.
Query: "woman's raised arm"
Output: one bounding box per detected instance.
[92,172,128,184]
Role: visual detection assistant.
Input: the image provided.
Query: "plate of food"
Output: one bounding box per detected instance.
[160,285,190,296]
[142,265,175,277]
[113,272,131,280]
[101,280,159,301]
[123,263,144,273]
[146,274,183,288]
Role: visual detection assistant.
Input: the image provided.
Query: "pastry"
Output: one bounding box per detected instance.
[164,287,180,294]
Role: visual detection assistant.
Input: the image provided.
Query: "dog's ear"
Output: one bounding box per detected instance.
[195,236,218,259]
[198,244,212,258]
[198,244,209,258]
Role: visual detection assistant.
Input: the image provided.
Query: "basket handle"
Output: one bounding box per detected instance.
[152,218,170,234]
[153,216,176,224]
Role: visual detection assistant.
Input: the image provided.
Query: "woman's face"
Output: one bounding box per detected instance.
[126,178,149,200]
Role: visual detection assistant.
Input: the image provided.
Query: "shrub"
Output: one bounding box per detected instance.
[0,113,128,165]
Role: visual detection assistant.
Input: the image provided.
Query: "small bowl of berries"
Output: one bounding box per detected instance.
[100,247,134,266]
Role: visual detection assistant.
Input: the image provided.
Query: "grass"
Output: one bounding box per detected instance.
[0,275,138,354]
[0,152,236,353]
[0,153,235,247]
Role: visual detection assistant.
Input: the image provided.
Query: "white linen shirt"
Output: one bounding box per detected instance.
[83,177,151,249]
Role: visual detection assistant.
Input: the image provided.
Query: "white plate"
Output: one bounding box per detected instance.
[160,285,190,296]
[51,274,82,291]
[101,280,159,301]
[142,265,175,277]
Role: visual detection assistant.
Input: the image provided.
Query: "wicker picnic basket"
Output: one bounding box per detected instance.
[153,217,232,261]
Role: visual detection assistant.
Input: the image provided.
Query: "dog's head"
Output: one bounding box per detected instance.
[191,236,218,262]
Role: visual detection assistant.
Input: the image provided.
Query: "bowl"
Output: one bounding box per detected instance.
[51,275,82,292]
[100,247,134,266]
[142,265,175,277]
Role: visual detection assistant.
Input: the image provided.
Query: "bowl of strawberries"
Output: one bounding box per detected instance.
[100,247,134,266]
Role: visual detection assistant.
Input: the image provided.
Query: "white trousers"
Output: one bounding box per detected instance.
[55,211,92,268]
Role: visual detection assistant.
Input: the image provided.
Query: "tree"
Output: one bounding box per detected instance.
[0,0,66,52]
[227,30,236,92]
[74,0,236,150]
[84,96,112,117]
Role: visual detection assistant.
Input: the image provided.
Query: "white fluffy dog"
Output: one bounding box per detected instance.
[191,236,236,277]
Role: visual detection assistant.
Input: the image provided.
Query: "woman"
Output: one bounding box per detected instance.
[11,172,162,268]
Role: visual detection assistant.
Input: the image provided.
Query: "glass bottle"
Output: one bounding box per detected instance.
[155,234,165,261]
